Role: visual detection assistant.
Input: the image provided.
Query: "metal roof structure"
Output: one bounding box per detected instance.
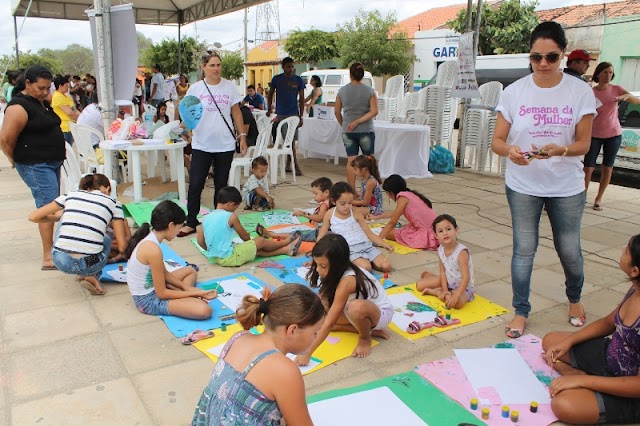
[10,0,269,25]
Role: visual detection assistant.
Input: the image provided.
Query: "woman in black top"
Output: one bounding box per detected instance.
[0,65,66,270]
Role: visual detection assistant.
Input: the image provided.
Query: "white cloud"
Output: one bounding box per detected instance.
[0,0,614,65]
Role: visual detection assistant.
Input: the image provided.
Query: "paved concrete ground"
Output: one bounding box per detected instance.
[0,150,638,425]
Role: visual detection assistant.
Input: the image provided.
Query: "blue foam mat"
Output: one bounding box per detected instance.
[263,257,397,290]
[160,273,273,338]
[100,243,186,282]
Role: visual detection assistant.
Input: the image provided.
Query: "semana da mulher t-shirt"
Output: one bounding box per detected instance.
[496,73,597,198]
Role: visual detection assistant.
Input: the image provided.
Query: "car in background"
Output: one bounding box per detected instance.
[300,69,376,104]
[615,91,640,171]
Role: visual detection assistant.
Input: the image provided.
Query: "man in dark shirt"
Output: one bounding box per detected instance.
[564,49,594,81]
[266,57,305,175]
[241,85,265,110]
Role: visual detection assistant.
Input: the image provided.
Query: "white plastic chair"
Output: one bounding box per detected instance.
[391,92,420,123]
[150,120,182,182]
[61,143,117,198]
[414,112,430,126]
[265,116,300,184]
[229,126,272,190]
[377,75,404,121]
[255,114,272,133]
[70,122,129,183]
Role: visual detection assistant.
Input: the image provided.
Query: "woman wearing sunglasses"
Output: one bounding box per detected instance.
[492,21,597,339]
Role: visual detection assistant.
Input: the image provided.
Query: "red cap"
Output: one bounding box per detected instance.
[568,49,595,61]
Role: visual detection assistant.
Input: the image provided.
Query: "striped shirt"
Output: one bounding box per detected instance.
[53,190,124,255]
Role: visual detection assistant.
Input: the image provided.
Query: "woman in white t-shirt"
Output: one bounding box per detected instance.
[177,51,248,237]
[492,21,597,339]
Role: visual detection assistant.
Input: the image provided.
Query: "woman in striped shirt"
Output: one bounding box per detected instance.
[28,173,127,295]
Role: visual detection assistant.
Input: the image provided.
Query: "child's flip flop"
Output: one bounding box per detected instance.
[433,315,461,328]
[255,224,266,237]
[181,329,214,345]
[407,321,436,334]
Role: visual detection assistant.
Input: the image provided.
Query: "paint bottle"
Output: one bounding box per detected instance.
[383,272,389,279]
[445,313,451,320]
[118,264,124,272]
[380,278,386,286]
[530,401,538,413]
[481,408,490,420]
[469,398,478,410]
[220,323,227,332]
[510,410,519,422]
[501,406,510,418]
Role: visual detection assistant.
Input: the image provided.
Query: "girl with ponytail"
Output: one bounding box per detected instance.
[124,200,215,319]
[193,284,325,425]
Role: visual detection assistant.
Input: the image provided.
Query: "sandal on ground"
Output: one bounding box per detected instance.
[289,234,303,257]
[505,318,526,339]
[41,264,58,271]
[255,224,266,237]
[433,315,461,327]
[407,320,436,334]
[257,260,284,268]
[181,329,214,345]
[80,279,106,296]
[569,304,587,327]
[593,203,603,211]
[177,226,197,238]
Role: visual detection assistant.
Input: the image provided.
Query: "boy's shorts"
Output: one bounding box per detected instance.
[215,240,257,267]
[570,337,640,424]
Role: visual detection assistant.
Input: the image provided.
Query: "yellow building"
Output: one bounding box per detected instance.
[246,40,285,91]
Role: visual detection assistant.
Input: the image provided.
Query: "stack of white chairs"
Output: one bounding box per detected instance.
[425,61,459,148]
[377,75,404,122]
[459,81,503,173]
[265,116,300,185]
[391,92,420,124]
[61,143,117,198]
[229,126,272,190]
[414,112,430,126]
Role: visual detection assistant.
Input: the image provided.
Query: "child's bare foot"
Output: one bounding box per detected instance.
[371,329,389,340]
[422,288,441,296]
[352,336,373,358]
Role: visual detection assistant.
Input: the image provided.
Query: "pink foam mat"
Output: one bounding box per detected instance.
[416,334,558,425]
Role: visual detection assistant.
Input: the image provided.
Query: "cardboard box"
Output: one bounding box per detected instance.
[313,105,336,120]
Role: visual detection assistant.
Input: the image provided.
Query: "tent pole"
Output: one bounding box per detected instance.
[95,0,116,175]
[243,7,248,90]
[455,0,475,166]
[178,15,182,75]
[13,16,20,67]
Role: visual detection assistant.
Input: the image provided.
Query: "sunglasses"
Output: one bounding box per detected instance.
[202,50,221,61]
[529,52,561,64]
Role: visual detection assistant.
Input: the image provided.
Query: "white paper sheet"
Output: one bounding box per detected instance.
[106,268,127,283]
[164,259,183,272]
[308,386,427,426]
[216,277,264,312]
[455,348,551,405]
[388,293,437,332]
[296,266,311,280]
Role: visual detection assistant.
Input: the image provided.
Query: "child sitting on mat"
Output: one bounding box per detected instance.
[371,174,439,250]
[193,284,325,425]
[28,173,127,296]
[257,177,332,243]
[416,214,475,310]
[295,234,392,364]
[125,200,215,319]
[350,155,383,217]
[197,186,302,267]
[242,156,274,212]
[317,182,392,272]
[541,234,640,425]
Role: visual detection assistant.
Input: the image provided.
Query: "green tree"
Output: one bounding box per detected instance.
[142,36,207,75]
[283,29,338,68]
[137,31,154,62]
[448,0,539,55]
[0,51,64,75]
[58,44,95,76]
[221,51,244,81]
[336,9,414,77]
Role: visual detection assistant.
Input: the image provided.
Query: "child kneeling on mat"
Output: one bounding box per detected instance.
[541,234,640,425]
[125,200,215,319]
[197,186,302,267]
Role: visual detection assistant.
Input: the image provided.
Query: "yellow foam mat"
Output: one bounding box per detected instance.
[194,325,379,375]
[386,284,509,341]
[369,223,421,255]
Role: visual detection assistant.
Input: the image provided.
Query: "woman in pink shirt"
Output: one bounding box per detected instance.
[584,62,640,210]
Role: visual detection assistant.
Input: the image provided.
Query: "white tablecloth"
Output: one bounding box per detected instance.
[298,118,432,179]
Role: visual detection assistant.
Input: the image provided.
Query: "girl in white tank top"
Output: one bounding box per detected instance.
[317,182,393,273]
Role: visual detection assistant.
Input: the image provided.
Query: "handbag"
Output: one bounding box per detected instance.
[203,82,240,153]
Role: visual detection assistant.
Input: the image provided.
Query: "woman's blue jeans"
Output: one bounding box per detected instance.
[506,186,586,318]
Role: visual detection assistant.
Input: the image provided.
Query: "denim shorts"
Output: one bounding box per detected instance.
[15,161,63,208]
[133,290,170,316]
[583,135,622,167]
[342,132,375,156]
[52,235,111,276]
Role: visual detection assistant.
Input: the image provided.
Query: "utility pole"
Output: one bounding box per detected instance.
[243,8,248,90]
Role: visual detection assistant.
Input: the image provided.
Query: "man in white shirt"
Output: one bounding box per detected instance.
[149,64,165,107]
[76,101,104,147]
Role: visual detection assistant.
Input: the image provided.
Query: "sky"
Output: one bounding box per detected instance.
[0,0,616,58]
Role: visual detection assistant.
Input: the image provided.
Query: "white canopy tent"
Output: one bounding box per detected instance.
[10,0,269,131]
